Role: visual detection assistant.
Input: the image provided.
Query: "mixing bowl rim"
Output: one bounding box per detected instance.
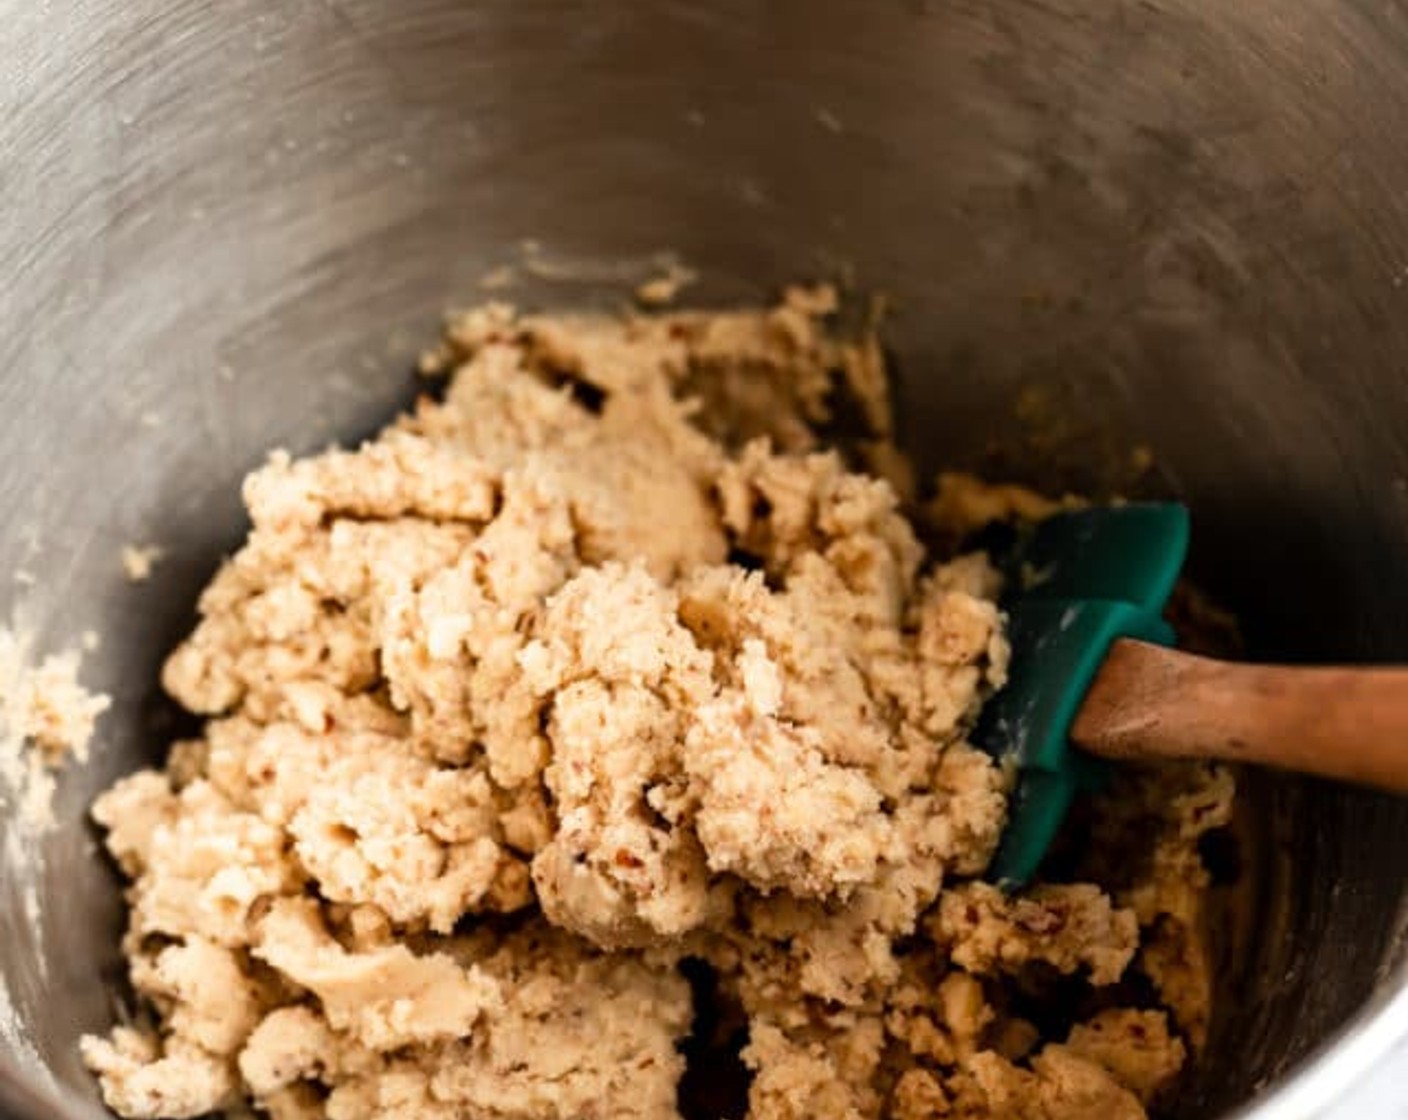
[1223,958,1408,1120]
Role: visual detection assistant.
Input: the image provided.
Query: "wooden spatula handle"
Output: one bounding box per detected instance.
[1070,639,1408,794]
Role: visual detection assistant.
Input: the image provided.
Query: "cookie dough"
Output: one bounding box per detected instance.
[0,628,110,827]
[83,289,1233,1120]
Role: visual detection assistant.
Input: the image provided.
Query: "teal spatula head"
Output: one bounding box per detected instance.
[975,503,1190,887]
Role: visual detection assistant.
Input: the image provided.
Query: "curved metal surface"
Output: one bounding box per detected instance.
[2,1,1407,1117]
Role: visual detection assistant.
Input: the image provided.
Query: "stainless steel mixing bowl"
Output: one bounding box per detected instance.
[3,2,1407,1117]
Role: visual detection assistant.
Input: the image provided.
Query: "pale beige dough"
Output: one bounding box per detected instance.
[0,628,110,827]
[84,289,1233,1120]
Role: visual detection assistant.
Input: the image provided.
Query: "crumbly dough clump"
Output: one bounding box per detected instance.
[0,629,110,827]
[85,290,1232,1120]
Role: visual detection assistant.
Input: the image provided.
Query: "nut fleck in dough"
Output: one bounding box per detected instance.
[85,289,1232,1120]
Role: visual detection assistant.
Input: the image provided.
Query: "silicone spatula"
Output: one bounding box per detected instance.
[977,503,1408,887]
